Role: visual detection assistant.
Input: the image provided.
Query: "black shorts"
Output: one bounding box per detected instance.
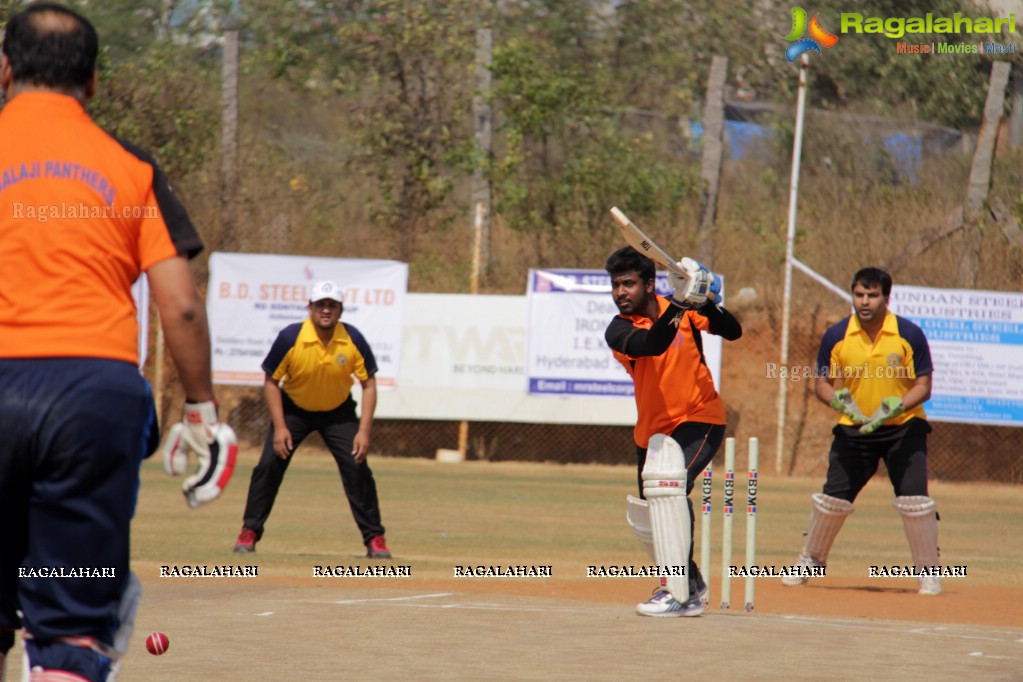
[822,418,931,502]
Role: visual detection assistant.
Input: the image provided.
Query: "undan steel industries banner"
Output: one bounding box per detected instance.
[888,285,1023,426]
[525,269,723,397]
[207,253,408,388]
[374,294,637,425]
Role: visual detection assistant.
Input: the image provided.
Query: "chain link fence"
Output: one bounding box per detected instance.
[161,361,1021,485]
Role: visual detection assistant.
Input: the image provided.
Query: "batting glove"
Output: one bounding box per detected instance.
[669,258,720,309]
[684,258,722,301]
[858,397,906,435]
[163,400,239,508]
[828,388,869,424]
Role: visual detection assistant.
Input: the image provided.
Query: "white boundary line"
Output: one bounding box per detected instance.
[780,614,1023,644]
[332,592,454,605]
[330,592,606,614]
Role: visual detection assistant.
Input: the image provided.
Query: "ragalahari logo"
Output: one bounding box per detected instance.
[785,8,839,61]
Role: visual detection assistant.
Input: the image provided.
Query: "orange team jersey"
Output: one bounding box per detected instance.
[0,92,202,363]
[817,310,932,426]
[610,296,725,447]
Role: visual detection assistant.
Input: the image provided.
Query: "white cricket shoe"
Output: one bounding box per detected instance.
[781,554,825,586]
[636,588,704,617]
[918,576,941,595]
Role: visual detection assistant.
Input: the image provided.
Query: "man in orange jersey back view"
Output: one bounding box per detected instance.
[0,5,236,681]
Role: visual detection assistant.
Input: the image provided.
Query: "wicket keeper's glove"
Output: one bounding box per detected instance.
[828,388,869,424]
[163,400,239,508]
[858,397,906,435]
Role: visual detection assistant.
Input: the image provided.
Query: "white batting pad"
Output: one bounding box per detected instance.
[642,434,691,602]
[626,495,655,561]
[802,493,854,564]
[893,496,939,571]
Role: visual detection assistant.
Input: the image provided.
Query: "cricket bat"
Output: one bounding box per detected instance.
[610,206,718,302]
[610,206,687,277]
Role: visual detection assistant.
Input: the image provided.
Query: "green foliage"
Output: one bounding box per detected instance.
[490,7,698,264]
[0,0,21,32]
[335,0,478,261]
[60,0,168,61]
[769,0,1012,129]
[89,43,219,183]
[0,2,220,198]
[242,0,478,262]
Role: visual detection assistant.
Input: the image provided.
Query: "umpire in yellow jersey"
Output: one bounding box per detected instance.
[233,280,391,558]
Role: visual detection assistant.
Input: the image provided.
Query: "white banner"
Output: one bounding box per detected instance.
[207,253,407,387]
[889,285,1023,426]
[375,294,637,424]
[525,269,722,397]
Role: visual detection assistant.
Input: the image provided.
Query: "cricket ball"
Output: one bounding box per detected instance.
[145,632,170,656]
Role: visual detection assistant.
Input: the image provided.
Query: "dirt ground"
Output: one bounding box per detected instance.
[8,451,1023,681]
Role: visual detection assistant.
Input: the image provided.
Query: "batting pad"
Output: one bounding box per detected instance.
[642,434,691,602]
[626,495,656,561]
[802,493,854,564]
[893,496,939,570]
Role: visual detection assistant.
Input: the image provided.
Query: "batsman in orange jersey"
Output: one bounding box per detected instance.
[604,246,742,617]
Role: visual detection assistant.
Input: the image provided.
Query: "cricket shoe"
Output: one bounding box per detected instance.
[918,576,941,596]
[366,535,392,559]
[636,588,704,617]
[781,554,824,586]
[233,527,257,554]
[693,575,709,605]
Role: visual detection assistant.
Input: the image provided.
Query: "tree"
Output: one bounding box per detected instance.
[242,0,478,263]
[89,43,220,189]
[490,1,700,265]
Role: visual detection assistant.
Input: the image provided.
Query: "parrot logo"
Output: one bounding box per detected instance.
[785,8,839,62]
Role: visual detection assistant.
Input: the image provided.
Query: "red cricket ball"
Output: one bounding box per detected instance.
[145,632,170,656]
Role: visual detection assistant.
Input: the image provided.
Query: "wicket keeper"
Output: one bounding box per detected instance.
[781,267,940,595]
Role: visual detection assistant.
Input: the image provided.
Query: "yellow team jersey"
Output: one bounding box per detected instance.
[817,311,932,426]
[262,319,377,412]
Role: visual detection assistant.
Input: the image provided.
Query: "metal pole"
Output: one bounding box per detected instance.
[457,201,486,456]
[775,54,810,475]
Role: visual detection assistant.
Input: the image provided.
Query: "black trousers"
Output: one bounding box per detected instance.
[242,399,384,545]
[635,421,725,593]
[822,418,931,503]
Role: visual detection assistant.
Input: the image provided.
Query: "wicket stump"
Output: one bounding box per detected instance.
[704,436,759,613]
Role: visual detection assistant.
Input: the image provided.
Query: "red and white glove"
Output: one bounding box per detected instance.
[162,400,238,508]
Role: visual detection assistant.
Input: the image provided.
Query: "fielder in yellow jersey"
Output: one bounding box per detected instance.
[233,280,391,559]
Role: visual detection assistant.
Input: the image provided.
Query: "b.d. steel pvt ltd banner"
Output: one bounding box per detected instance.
[526,269,722,397]
[207,253,408,387]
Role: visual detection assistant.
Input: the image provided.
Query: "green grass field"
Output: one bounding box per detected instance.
[10,447,1019,681]
[133,447,1023,591]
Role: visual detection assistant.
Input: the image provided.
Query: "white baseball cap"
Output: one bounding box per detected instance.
[309,280,344,303]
